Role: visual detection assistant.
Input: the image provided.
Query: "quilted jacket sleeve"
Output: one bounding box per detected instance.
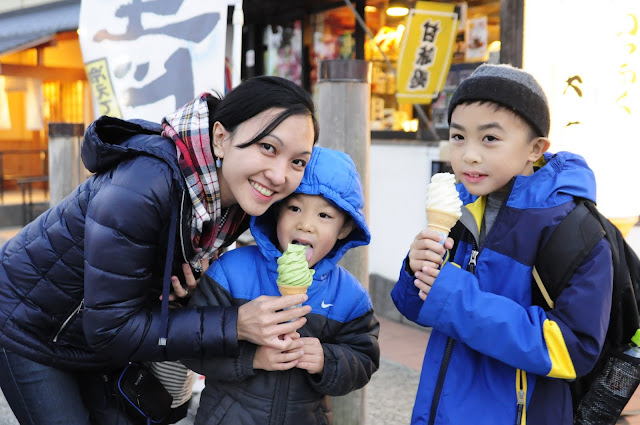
[82,154,239,363]
[183,272,257,381]
[308,293,380,396]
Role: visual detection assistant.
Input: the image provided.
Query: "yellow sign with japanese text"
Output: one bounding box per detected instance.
[85,58,122,118]
[396,2,458,104]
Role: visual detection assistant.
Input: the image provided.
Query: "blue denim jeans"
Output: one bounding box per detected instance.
[0,347,136,425]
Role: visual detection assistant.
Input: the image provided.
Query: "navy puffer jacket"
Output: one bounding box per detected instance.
[0,116,241,371]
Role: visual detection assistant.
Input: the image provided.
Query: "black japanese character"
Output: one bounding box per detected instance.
[123,47,194,109]
[415,45,436,66]
[409,69,429,89]
[422,20,441,44]
[93,0,219,43]
[88,67,106,85]
[100,101,112,115]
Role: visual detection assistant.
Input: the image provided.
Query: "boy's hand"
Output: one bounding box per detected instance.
[295,337,324,375]
[408,229,454,274]
[161,258,210,301]
[253,340,305,371]
[414,265,441,300]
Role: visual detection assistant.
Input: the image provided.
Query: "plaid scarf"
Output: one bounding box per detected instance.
[161,93,245,267]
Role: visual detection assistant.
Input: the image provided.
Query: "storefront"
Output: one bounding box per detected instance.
[0,0,87,197]
[254,0,511,141]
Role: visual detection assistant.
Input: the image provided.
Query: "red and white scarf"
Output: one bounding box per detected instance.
[161,93,245,266]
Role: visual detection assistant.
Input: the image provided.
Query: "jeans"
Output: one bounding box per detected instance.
[0,347,135,425]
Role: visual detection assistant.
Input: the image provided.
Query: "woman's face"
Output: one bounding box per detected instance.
[213,108,315,216]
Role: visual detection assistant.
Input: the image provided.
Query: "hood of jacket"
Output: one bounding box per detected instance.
[81,116,184,188]
[250,146,371,277]
[458,151,596,207]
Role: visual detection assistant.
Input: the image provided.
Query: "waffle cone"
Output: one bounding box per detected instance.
[426,208,460,234]
[278,284,310,297]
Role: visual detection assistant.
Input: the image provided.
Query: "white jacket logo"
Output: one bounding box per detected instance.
[321,301,333,308]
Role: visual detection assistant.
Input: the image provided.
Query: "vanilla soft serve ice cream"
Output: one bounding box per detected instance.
[426,173,463,217]
[426,173,463,243]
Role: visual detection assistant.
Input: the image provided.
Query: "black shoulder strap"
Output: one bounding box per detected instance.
[532,200,606,310]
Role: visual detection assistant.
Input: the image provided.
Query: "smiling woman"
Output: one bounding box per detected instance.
[0,76,320,425]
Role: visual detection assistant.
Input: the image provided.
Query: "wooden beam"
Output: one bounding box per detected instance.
[0,63,86,82]
[500,0,524,68]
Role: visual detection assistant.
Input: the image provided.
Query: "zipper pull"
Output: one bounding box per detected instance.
[468,250,479,273]
[515,389,525,425]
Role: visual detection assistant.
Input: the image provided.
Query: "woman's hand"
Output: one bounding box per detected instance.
[237,295,312,350]
[161,257,210,301]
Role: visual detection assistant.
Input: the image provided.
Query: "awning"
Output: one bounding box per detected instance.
[0,0,80,56]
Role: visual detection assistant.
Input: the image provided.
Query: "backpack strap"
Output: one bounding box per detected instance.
[532,200,606,310]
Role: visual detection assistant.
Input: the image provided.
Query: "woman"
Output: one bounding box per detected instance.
[0,76,318,424]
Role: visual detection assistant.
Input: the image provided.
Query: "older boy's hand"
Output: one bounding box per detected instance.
[414,265,441,300]
[408,229,454,274]
[253,340,305,371]
[295,337,324,375]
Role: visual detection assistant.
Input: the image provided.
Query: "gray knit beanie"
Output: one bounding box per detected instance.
[447,64,550,137]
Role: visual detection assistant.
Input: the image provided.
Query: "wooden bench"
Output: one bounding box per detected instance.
[0,149,49,203]
[16,175,49,224]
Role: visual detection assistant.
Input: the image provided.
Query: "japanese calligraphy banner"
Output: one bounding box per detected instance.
[78,0,228,121]
[396,1,457,104]
[524,0,640,220]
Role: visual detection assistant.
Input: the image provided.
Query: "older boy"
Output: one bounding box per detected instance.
[185,146,380,425]
[392,64,613,424]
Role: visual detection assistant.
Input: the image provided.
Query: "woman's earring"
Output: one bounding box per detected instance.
[216,158,222,168]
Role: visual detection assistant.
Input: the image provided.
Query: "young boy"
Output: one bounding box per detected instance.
[185,146,380,425]
[391,64,613,424]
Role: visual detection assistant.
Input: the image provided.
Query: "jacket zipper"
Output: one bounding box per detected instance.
[53,299,84,343]
[269,372,289,425]
[428,240,479,424]
[515,369,527,425]
[428,338,455,425]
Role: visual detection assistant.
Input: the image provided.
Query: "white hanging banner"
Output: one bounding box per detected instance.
[524,0,640,219]
[78,0,228,122]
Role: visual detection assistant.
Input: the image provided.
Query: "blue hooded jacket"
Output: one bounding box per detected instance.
[0,116,242,370]
[392,152,613,424]
[186,147,380,425]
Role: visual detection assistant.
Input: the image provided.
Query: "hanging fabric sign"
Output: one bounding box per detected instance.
[524,0,640,220]
[396,1,458,104]
[78,0,227,121]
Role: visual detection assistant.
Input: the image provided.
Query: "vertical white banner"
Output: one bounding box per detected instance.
[524,0,640,219]
[79,0,228,122]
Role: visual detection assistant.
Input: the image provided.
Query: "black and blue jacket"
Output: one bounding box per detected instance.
[392,151,613,424]
[186,147,380,425]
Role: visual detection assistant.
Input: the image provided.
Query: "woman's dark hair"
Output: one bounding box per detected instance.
[206,76,319,149]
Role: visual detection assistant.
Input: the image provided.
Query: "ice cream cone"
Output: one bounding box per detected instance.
[426,208,461,236]
[278,284,311,297]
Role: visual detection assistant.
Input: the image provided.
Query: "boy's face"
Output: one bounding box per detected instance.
[276,194,353,268]
[449,102,549,196]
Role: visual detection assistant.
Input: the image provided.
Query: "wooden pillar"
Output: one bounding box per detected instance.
[48,123,85,207]
[499,0,524,67]
[317,59,371,425]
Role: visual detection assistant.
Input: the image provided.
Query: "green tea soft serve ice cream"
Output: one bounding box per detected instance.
[277,243,315,297]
